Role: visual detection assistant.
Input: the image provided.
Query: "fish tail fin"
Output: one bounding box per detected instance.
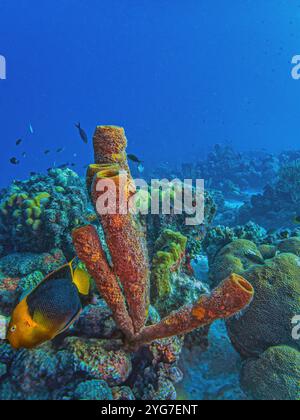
[72,267,91,296]
[75,123,80,129]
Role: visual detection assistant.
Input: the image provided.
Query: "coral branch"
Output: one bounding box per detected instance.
[72,225,135,340]
[133,274,254,346]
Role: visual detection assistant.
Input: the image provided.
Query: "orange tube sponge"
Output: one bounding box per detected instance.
[92,167,149,334]
[133,274,254,346]
[72,224,135,340]
[86,163,120,196]
[93,125,131,174]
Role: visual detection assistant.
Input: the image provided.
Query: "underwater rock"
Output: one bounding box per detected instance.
[130,336,184,401]
[0,273,20,315]
[0,362,7,378]
[74,380,113,401]
[0,248,66,278]
[62,337,132,386]
[237,160,300,229]
[7,343,81,400]
[240,346,300,401]
[0,249,66,314]
[149,336,184,365]
[72,298,118,339]
[226,253,300,357]
[0,342,16,365]
[112,386,136,400]
[277,236,300,256]
[146,378,177,400]
[133,365,178,401]
[0,169,88,258]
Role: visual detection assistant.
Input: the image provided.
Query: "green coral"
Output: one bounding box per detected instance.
[226,252,300,356]
[17,271,45,300]
[0,191,51,237]
[258,244,277,260]
[151,229,187,303]
[241,346,300,400]
[210,239,264,287]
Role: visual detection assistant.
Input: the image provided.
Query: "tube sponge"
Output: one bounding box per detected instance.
[92,167,149,334]
[133,274,254,346]
[93,126,131,174]
[72,224,135,340]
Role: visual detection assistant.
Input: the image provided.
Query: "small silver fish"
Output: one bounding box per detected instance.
[29,124,34,134]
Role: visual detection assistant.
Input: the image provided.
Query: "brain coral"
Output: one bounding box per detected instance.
[240,346,300,401]
[0,169,88,258]
[226,252,300,356]
[209,239,264,288]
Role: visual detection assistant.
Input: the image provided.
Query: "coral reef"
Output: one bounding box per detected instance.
[203,222,267,266]
[6,127,297,400]
[226,252,300,356]
[74,126,254,352]
[0,169,88,258]
[62,337,132,385]
[0,249,66,315]
[208,234,300,400]
[237,160,300,229]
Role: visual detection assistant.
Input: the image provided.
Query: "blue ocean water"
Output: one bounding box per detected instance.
[1,0,300,187]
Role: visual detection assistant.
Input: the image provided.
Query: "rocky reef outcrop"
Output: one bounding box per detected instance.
[238,160,300,229]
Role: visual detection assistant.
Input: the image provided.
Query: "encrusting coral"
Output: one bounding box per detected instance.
[151,229,187,304]
[72,125,255,350]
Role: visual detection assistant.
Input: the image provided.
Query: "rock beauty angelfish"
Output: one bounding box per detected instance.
[7,261,90,349]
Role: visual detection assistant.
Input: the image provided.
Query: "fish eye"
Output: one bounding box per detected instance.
[10,325,17,333]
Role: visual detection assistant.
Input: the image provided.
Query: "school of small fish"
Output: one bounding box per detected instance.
[9,123,146,175]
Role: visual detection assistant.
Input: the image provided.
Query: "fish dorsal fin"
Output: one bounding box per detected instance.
[25,263,73,302]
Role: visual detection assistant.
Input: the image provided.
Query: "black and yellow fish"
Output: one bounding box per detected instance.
[7,261,90,349]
